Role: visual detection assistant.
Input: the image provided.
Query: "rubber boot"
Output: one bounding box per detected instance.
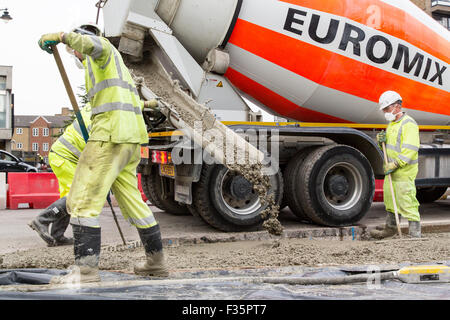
[375,213,401,231]
[28,202,59,246]
[48,197,74,246]
[50,224,101,284]
[134,224,169,277]
[408,221,421,238]
[370,213,398,239]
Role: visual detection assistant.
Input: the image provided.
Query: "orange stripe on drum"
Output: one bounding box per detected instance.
[279,0,450,65]
[228,19,450,117]
[225,67,352,123]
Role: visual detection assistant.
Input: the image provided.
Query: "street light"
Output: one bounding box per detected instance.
[1,8,12,23]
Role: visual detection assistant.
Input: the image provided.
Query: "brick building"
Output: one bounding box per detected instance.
[411,0,450,30]
[11,110,72,164]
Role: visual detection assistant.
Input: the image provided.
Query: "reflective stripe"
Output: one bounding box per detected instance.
[386,144,400,152]
[396,117,417,148]
[58,136,81,158]
[402,144,419,152]
[92,102,142,115]
[87,58,96,87]
[113,50,123,80]
[388,115,419,158]
[127,215,156,228]
[398,154,419,165]
[100,53,112,70]
[87,78,139,100]
[73,121,92,137]
[90,36,103,60]
[70,216,100,228]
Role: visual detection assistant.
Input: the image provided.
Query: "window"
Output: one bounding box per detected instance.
[0,76,5,90]
[32,143,39,152]
[16,143,23,150]
[43,143,49,151]
[0,152,14,161]
[32,128,39,137]
[433,12,450,30]
[43,128,49,136]
[16,128,22,134]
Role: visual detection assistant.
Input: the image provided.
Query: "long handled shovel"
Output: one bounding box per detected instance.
[51,45,127,245]
[381,141,402,238]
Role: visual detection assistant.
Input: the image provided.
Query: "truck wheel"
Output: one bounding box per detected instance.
[284,147,318,222]
[279,165,288,210]
[141,171,190,216]
[192,164,283,232]
[416,187,448,203]
[297,145,375,226]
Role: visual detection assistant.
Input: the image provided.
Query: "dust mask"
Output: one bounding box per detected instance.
[384,110,401,122]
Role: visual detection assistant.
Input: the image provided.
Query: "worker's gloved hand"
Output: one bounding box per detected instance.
[384,161,399,175]
[38,32,62,54]
[377,130,387,145]
[144,99,159,109]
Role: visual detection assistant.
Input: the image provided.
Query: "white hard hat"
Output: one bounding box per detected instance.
[379,91,402,110]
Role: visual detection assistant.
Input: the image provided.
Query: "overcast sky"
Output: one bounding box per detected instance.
[0,0,274,120]
[1,0,103,116]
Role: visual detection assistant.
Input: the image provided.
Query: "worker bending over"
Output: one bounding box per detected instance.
[38,23,167,283]
[371,91,421,239]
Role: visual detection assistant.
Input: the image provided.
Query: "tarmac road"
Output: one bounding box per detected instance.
[0,198,449,255]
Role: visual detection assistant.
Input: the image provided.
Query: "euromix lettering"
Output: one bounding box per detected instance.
[282,5,448,87]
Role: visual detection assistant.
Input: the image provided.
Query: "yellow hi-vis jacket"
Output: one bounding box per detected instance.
[385,113,420,180]
[51,104,92,164]
[63,32,147,144]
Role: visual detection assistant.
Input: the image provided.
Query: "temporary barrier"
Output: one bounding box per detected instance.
[373,179,384,202]
[7,173,60,209]
[6,172,148,210]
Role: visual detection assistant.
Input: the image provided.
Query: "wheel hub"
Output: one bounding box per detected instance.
[327,175,349,199]
[228,175,253,200]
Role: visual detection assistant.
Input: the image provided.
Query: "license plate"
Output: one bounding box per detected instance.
[160,164,175,177]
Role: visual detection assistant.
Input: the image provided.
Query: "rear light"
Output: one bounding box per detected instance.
[151,150,172,164]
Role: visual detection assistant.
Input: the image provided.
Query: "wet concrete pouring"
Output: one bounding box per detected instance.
[0,199,449,299]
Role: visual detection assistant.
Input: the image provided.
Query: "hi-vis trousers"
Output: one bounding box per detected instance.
[67,141,157,229]
[49,151,77,198]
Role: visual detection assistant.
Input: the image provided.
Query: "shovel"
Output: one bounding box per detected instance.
[381,141,402,238]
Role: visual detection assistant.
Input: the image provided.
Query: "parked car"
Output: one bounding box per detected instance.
[0,150,38,172]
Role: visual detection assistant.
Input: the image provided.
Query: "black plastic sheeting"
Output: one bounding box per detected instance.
[0,269,67,285]
[0,263,449,300]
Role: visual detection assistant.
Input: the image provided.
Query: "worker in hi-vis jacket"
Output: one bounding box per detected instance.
[38,22,168,283]
[371,91,421,239]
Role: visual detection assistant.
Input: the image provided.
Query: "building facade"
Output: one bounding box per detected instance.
[0,66,13,152]
[411,0,450,30]
[11,110,72,164]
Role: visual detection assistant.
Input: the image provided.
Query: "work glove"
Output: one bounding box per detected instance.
[143,99,160,110]
[377,130,387,145]
[38,32,63,54]
[383,161,399,175]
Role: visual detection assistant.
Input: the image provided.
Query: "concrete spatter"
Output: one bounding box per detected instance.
[127,53,283,235]
[1,233,448,272]
[228,163,282,236]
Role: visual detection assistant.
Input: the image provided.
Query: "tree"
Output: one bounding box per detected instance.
[52,85,88,138]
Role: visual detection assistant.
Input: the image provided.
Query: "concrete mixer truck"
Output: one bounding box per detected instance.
[99,0,450,232]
